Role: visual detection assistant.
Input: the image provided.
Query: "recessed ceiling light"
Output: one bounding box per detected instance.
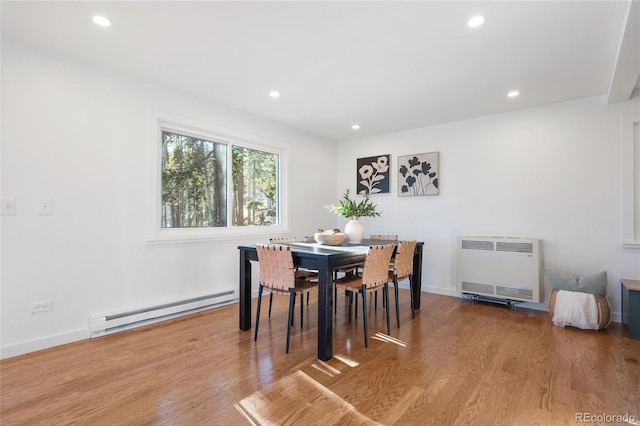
[467,16,485,28]
[269,91,280,98]
[352,124,360,130]
[507,90,520,98]
[92,16,112,27]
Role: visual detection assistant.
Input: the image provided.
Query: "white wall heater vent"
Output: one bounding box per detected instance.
[90,290,237,338]
[457,236,542,303]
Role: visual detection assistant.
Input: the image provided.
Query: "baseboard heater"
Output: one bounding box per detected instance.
[90,290,237,338]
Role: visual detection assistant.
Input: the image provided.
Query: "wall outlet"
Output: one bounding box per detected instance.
[38,199,52,216]
[1,199,16,216]
[31,300,52,314]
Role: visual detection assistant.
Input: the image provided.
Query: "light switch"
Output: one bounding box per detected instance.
[1,199,16,216]
[38,199,52,216]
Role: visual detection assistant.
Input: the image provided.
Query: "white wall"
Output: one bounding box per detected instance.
[0,38,338,358]
[337,95,640,316]
[3,36,639,358]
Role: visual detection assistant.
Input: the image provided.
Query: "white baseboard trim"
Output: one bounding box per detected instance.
[2,287,623,359]
[1,328,89,360]
[421,285,459,298]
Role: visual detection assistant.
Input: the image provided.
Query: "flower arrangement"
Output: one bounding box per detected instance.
[325,189,381,219]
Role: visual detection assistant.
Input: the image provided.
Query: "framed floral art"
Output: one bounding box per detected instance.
[398,152,439,196]
[356,155,390,194]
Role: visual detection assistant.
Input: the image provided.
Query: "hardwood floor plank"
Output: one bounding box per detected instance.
[2,292,639,425]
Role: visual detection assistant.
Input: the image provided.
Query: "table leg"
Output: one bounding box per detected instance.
[317,262,333,361]
[239,248,252,330]
[412,244,423,310]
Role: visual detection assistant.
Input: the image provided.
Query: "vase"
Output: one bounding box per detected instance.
[344,218,365,244]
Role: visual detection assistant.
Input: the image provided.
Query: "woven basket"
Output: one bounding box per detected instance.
[548,289,611,330]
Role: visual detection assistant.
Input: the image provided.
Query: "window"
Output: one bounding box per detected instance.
[621,112,640,248]
[161,130,228,228]
[147,110,287,242]
[230,146,278,227]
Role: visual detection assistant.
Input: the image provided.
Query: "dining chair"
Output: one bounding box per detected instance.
[370,234,398,263]
[333,235,394,281]
[333,234,399,312]
[331,231,368,278]
[333,257,363,296]
[254,244,318,353]
[387,240,418,328]
[334,244,395,347]
[270,236,318,305]
[369,234,398,308]
[270,236,317,280]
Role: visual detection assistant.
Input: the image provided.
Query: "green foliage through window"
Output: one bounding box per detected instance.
[232,146,278,226]
[161,130,278,228]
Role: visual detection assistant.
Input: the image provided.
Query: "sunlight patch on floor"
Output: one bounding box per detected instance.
[370,332,407,347]
[333,354,359,368]
[234,403,258,426]
[236,370,380,425]
[311,360,341,377]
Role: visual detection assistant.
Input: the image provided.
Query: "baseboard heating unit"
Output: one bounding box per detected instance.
[90,290,237,338]
[456,236,542,304]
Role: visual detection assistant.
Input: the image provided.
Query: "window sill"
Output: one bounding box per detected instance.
[146,226,290,245]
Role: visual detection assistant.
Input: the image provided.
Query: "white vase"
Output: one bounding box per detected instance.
[344,218,365,244]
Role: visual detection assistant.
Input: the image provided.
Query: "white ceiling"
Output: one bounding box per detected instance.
[2,1,638,141]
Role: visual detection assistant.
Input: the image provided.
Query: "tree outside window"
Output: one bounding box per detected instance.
[231,146,278,226]
[161,130,278,228]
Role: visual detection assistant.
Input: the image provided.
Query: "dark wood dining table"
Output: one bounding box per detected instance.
[238,239,424,360]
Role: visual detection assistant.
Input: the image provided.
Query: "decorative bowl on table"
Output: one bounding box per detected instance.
[314,232,346,246]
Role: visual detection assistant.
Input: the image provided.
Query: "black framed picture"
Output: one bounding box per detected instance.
[356,155,390,194]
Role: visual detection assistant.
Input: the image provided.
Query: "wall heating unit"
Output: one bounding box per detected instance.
[90,290,237,337]
[456,236,542,304]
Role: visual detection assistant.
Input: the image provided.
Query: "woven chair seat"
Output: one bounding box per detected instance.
[293,278,319,293]
[295,269,319,281]
[267,279,316,296]
[334,274,368,292]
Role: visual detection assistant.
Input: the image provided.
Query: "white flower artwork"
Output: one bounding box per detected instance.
[356,155,390,194]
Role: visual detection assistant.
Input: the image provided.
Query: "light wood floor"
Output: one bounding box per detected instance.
[1,291,639,425]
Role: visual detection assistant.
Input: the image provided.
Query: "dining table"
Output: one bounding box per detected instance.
[238,238,424,361]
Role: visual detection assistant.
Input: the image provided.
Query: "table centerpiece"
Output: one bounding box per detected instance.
[325,189,381,244]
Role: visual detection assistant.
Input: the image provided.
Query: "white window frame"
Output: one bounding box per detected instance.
[621,112,640,249]
[146,109,289,243]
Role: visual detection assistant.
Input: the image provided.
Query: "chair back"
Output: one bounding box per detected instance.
[370,234,398,241]
[360,244,395,289]
[269,236,296,243]
[393,240,417,280]
[256,244,296,292]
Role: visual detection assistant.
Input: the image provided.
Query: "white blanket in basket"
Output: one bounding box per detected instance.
[552,290,599,330]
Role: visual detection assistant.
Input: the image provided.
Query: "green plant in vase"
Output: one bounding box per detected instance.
[325,189,381,244]
[326,189,381,219]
